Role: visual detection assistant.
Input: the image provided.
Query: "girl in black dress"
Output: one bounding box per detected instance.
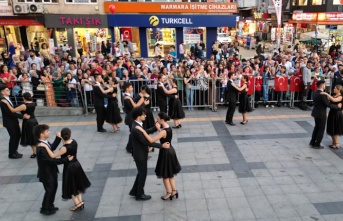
[238,75,249,125]
[322,85,343,149]
[41,128,91,211]
[159,79,185,128]
[2,92,38,158]
[138,85,155,129]
[96,77,122,132]
[135,112,181,200]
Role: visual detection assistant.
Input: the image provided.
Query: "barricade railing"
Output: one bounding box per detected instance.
[7,80,82,108]
[212,75,333,110]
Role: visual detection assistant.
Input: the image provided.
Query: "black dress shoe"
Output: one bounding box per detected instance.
[309,142,315,147]
[97,129,107,133]
[15,151,23,157]
[129,192,136,197]
[52,207,59,211]
[229,122,236,126]
[40,209,56,215]
[8,154,22,159]
[136,194,151,201]
[312,145,324,149]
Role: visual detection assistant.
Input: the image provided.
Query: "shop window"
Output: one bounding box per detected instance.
[65,0,97,3]
[114,27,141,56]
[18,0,58,2]
[311,0,322,4]
[298,0,307,5]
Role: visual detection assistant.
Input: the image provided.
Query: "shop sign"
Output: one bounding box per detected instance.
[45,15,108,28]
[318,13,343,21]
[292,13,317,21]
[107,14,236,28]
[0,18,42,26]
[184,34,201,44]
[0,6,14,16]
[104,2,237,14]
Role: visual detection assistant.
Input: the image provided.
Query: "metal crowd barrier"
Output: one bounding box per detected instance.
[8,80,82,108]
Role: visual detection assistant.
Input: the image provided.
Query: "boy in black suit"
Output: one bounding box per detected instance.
[122,82,146,153]
[34,124,73,215]
[129,107,170,201]
[225,72,239,126]
[310,80,341,148]
[0,84,29,159]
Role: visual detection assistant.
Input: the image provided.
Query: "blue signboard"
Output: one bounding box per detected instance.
[107,14,236,28]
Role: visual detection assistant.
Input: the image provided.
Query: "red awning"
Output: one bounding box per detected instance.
[0,18,43,26]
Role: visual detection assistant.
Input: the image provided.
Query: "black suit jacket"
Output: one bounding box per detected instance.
[0,98,22,128]
[93,86,113,107]
[226,80,239,102]
[311,90,338,118]
[36,137,65,182]
[156,84,174,108]
[131,121,162,161]
[123,94,134,126]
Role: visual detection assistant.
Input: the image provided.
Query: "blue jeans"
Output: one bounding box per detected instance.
[185,89,194,109]
[263,85,269,101]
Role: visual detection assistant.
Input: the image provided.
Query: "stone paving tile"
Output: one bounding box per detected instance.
[1,108,343,220]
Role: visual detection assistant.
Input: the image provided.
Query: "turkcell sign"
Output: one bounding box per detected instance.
[107,14,236,28]
[160,18,193,25]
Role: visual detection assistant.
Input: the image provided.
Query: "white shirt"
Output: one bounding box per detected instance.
[135,120,143,127]
[4,96,13,107]
[38,139,51,148]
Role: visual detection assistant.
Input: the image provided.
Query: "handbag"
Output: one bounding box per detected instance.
[37,83,46,91]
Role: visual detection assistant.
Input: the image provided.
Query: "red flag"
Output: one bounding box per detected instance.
[274,76,288,92]
[290,76,303,92]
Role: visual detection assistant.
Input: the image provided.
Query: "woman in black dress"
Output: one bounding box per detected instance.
[135,112,181,200]
[2,92,38,158]
[42,128,91,211]
[238,75,249,125]
[323,85,343,148]
[97,77,122,132]
[138,85,155,129]
[159,79,185,128]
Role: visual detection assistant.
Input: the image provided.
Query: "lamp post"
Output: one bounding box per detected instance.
[272,0,282,51]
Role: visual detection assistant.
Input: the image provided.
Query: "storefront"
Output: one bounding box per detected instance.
[0,6,45,54]
[45,14,108,57]
[107,14,236,58]
[104,2,237,58]
[290,13,343,49]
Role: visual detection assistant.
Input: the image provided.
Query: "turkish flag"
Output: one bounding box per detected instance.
[247,76,255,95]
[311,78,318,91]
[255,77,263,91]
[290,76,303,92]
[274,76,288,92]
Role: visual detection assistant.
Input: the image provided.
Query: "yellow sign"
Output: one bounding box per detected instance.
[149,16,159,26]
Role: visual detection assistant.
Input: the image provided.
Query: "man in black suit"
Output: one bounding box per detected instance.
[129,107,170,201]
[122,82,145,153]
[225,72,239,126]
[310,80,341,149]
[93,74,116,132]
[156,74,177,113]
[34,124,73,215]
[0,84,29,159]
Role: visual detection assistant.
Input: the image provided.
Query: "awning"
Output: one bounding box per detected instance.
[0,17,43,26]
[288,20,343,25]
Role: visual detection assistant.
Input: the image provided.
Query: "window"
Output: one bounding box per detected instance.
[65,0,97,3]
[18,0,58,3]
[298,0,307,5]
[312,0,322,4]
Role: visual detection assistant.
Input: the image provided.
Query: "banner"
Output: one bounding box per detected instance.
[274,76,288,92]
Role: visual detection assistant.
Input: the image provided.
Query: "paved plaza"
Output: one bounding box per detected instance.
[1,106,343,221]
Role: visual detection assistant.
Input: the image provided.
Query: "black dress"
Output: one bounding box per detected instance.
[20,103,38,146]
[143,95,155,129]
[105,89,122,124]
[168,87,185,120]
[327,95,343,136]
[155,127,181,179]
[238,83,249,113]
[61,140,91,200]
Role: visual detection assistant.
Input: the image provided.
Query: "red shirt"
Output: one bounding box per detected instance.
[0,73,16,88]
[90,66,103,76]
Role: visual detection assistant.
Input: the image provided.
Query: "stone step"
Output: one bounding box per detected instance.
[0,106,84,117]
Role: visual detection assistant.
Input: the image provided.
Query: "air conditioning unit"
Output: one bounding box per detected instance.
[13,4,29,14]
[29,4,44,13]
